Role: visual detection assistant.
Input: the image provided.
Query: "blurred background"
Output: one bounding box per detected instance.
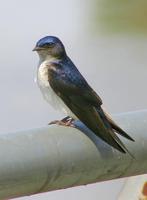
[0,0,147,199]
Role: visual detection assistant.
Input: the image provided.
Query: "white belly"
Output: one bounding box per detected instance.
[37,62,77,119]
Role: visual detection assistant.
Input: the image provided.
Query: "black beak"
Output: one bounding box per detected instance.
[32,47,45,51]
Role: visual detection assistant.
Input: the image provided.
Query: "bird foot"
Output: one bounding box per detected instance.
[48,116,75,127]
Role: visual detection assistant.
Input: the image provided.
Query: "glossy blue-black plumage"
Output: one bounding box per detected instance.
[35,36,134,154]
[47,56,103,108]
[59,57,89,89]
[36,36,63,48]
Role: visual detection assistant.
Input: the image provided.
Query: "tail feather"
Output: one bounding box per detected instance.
[107,129,135,158]
[97,108,134,157]
[76,106,128,154]
[104,111,135,141]
[66,100,134,155]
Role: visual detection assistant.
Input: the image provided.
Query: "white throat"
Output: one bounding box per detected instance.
[37,51,77,119]
[37,51,57,64]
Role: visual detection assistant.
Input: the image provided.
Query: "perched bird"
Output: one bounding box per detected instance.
[33,36,134,154]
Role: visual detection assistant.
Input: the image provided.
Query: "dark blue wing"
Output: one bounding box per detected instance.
[47,60,134,154]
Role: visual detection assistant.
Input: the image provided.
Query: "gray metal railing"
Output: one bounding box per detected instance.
[0,110,147,199]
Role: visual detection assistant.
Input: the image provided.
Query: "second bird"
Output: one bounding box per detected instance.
[33,36,134,154]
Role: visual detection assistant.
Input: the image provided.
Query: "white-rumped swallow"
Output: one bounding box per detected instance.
[33,36,134,154]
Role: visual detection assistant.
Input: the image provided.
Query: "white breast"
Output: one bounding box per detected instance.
[37,61,77,119]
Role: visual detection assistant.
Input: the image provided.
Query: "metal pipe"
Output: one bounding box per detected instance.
[0,110,147,199]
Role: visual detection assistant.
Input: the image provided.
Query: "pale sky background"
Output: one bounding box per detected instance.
[0,0,147,199]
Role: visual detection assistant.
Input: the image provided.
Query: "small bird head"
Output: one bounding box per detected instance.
[33,36,66,60]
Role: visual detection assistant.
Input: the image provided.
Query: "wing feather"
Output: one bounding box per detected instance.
[48,62,134,153]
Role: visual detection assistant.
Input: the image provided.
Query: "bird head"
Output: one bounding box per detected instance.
[33,36,66,60]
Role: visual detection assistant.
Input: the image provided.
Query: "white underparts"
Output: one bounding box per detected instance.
[37,60,78,119]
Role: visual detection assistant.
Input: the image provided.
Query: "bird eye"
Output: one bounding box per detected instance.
[43,42,54,47]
